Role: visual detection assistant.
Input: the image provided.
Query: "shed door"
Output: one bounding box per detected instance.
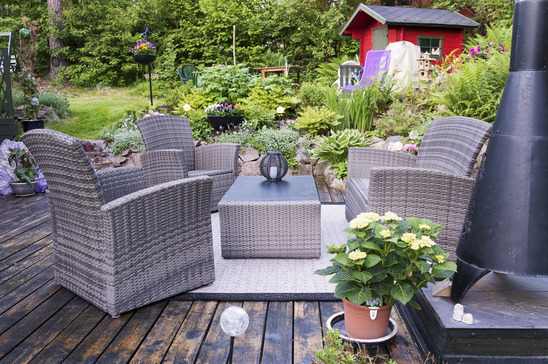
[372,26,389,50]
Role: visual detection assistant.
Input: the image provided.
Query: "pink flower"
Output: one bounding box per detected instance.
[489,41,495,45]
[404,144,418,152]
[501,46,506,52]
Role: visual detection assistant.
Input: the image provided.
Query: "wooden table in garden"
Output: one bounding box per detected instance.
[253,65,304,83]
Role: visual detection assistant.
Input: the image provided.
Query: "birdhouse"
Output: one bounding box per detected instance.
[417,52,435,81]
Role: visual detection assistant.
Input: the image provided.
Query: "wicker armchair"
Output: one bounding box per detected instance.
[345,116,492,259]
[136,115,240,211]
[21,129,215,318]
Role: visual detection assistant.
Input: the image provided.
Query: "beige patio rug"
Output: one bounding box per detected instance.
[171,204,347,301]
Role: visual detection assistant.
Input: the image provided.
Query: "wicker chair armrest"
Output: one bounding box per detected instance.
[96,166,146,203]
[195,143,240,177]
[99,175,213,277]
[347,148,416,179]
[368,167,474,217]
[140,149,189,187]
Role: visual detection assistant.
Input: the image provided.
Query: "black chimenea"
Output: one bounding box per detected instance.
[451,0,548,302]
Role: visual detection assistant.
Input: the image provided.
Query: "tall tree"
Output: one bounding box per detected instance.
[47,0,69,79]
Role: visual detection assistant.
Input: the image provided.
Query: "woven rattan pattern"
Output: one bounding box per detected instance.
[21,129,216,317]
[137,115,240,211]
[345,116,492,260]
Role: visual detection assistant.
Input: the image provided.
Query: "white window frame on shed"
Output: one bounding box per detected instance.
[417,35,444,59]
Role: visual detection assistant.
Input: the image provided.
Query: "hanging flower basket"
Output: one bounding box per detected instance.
[132,54,156,65]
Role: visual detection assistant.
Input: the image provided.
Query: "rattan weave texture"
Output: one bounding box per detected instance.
[21,129,216,317]
[137,115,240,211]
[345,116,492,259]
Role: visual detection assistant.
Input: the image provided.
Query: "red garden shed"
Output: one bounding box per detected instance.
[340,5,479,65]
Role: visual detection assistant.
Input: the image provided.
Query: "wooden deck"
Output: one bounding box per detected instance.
[0,178,423,363]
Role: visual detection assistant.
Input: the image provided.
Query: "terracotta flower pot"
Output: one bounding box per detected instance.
[342,298,393,340]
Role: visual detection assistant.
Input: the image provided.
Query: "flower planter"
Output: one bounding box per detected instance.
[342,299,393,340]
[22,119,45,132]
[207,115,243,130]
[9,181,38,197]
[132,54,157,65]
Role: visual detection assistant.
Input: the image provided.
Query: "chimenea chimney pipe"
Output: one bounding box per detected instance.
[451,0,548,302]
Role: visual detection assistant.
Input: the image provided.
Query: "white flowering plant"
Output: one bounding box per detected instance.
[315,212,457,309]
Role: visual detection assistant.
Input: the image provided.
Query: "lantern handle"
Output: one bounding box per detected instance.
[264,137,281,154]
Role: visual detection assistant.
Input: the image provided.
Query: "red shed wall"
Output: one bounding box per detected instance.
[354,24,464,65]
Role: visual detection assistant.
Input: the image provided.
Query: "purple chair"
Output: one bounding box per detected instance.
[342,50,391,91]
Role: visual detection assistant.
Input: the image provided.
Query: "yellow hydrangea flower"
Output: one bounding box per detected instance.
[419,236,436,248]
[434,255,446,263]
[401,233,417,243]
[349,217,370,229]
[348,250,367,261]
[380,230,391,238]
[418,224,431,230]
[357,212,381,222]
[381,212,402,222]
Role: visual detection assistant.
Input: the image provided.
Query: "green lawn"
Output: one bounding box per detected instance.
[47,88,149,139]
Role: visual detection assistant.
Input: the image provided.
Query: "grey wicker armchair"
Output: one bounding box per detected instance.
[345,116,492,260]
[136,115,240,211]
[21,129,215,318]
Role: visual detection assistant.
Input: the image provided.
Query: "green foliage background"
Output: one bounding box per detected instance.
[0,0,514,87]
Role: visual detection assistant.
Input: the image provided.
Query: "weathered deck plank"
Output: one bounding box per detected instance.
[0,190,422,363]
[262,301,294,364]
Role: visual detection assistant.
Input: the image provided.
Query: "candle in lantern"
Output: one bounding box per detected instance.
[270,166,278,179]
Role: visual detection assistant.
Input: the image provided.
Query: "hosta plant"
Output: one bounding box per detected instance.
[315,212,457,309]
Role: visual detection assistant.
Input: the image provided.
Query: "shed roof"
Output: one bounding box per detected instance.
[340,4,479,36]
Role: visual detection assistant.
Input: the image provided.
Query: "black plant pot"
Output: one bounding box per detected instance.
[207,116,244,130]
[22,119,45,132]
[132,54,157,65]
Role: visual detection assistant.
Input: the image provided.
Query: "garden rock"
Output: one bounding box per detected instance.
[111,156,127,167]
[331,178,346,191]
[239,159,262,176]
[297,163,312,176]
[239,148,260,163]
[313,160,329,176]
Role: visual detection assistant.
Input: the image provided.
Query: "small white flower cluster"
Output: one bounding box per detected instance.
[348,250,367,261]
[349,212,380,229]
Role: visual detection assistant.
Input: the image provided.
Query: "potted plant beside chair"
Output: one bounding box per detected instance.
[7,147,38,196]
[315,212,457,340]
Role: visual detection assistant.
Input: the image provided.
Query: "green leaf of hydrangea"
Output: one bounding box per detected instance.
[329,271,356,283]
[333,253,351,266]
[433,261,457,271]
[390,282,415,304]
[414,260,431,274]
[314,266,339,276]
[351,270,373,283]
[365,254,382,268]
[334,281,362,300]
[362,241,383,252]
[347,286,372,306]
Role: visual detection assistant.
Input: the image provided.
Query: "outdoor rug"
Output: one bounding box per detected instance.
[171,205,348,301]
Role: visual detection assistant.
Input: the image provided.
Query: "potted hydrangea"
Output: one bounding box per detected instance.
[315,211,457,340]
[205,103,245,130]
[131,40,157,65]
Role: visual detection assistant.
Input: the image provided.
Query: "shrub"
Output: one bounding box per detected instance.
[311,129,369,179]
[436,24,512,123]
[436,52,509,123]
[294,106,341,137]
[241,86,300,118]
[110,128,145,155]
[214,128,254,148]
[297,82,328,108]
[99,115,145,155]
[200,65,255,104]
[38,92,70,118]
[250,127,302,164]
[374,100,434,139]
[242,104,276,129]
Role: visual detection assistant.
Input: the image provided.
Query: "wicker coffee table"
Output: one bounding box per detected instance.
[218,176,321,258]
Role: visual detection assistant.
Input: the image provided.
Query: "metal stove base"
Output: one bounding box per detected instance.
[398,272,548,363]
